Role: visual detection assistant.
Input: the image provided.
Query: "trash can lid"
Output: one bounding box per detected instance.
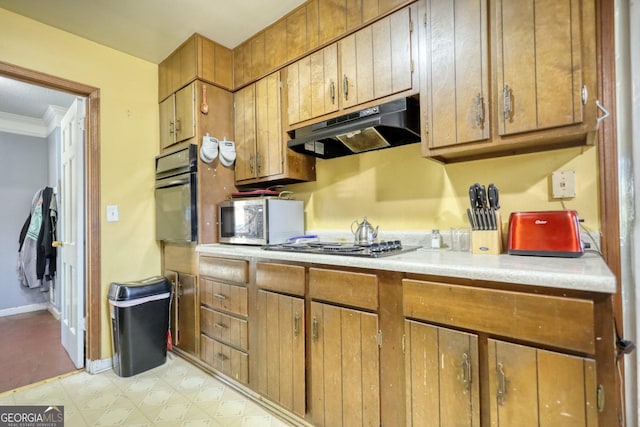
[108,276,172,301]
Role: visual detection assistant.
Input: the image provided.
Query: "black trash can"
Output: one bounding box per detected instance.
[108,276,172,377]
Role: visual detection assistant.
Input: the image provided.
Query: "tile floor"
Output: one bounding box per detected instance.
[0,354,294,426]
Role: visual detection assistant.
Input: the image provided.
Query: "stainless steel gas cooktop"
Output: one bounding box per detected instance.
[261,240,420,258]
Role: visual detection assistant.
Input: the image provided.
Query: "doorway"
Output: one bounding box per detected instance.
[0,61,101,379]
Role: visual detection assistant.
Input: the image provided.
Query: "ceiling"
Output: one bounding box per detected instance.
[0,0,305,124]
[0,0,307,64]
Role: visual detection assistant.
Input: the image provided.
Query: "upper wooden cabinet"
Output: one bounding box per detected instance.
[234,72,283,183]
[422,0,599,162]
[159,82,196,150]
[286,4,416,127]
[496,0,585,135]
[159,33,233,101]
[419,0,489,149]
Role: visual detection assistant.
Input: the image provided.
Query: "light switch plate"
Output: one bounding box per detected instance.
[106,205,119,222]
[552,170,576,198]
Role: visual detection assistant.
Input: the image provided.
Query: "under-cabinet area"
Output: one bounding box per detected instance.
[174,247,617,427]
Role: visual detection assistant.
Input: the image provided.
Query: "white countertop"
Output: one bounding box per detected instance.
[196,243,616,294]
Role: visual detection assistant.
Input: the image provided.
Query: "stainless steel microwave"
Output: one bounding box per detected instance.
[218,198,304,245]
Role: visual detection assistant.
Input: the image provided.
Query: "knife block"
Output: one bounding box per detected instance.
[471,212,503,255]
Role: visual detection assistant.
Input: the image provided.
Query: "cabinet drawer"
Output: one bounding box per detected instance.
[200,278,248,316]
[256,262,305,296]
[402,279,595,354]
[200,306,248,351]
[200,334,248,384]
[309,268,378,310]
[199,256,248,283]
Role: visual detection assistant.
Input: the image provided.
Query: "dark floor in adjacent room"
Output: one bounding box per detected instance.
[0,310,77,393]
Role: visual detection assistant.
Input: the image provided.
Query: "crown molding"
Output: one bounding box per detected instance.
[43,105,67,136]
[0,111,47,138]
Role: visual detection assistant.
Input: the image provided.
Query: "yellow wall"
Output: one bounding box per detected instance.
[0,8,161,358]
[289,143,600,234]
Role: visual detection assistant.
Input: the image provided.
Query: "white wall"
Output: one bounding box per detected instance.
[0,131,50,312]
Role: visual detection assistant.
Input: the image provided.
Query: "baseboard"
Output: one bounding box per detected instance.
[85,357,112,374]
[47,304,61,320]
[0,302,48,317]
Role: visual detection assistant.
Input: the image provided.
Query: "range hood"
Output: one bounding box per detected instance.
[287,97,421,159]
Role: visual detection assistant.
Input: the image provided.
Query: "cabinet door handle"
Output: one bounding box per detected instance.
[461,353,471,390]
[216,352,228,362]
[249,154,254,173]
[503,85,512,121]
[329,80,335,104]
[294,313,300,337]
[214,322,228,329]
[343,74,349,101]
[177,283,183,297]
[475,94,485,129]
[175,118,182,132]
[169,120,175,135]
[497,362,507,405]
[214,293,227,300]
[312,317,319,341]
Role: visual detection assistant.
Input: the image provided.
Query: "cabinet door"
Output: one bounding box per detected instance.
[421,0,489,148]
[287,44,339,126]
[174,82,195,143]
[255,291,305,416]
[340,6,413,109]
[255,72,283,178]
[234,84,257,181]
[159,95,175,149]
[318,0,347,45]
[176,272,197,354]
[488,339,598,427]
[310,301,380,427]
[496,0,583,135]
[404,320,480,426]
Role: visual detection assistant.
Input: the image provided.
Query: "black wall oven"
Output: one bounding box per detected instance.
[155,145,197,242]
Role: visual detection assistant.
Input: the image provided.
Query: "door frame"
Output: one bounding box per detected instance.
[0,61,101,361]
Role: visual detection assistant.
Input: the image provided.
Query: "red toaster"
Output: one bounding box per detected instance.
[507,210,584,257]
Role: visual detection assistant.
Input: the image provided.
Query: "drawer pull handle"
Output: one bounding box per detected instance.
[329,80,335,104]
[497,362,507,405]
[216,353,228,362]
[461,353,471,390]
[294,313,300,337]
[312,317,319,341]
[214,322,228,329]
[343,74,349,100]
[214,293,227,301]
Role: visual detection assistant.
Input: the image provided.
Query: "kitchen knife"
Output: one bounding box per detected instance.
[488,184,500,210]
[467,208,477,230]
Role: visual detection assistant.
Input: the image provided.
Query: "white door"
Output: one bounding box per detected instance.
[59,98,86,369]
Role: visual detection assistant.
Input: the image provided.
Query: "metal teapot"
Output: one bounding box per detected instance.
[351,217,379,246]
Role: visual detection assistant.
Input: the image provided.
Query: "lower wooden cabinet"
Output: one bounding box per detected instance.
[164,270,197,355]
[309,301,380,427]
[254,290,306,416]
[487,339,598,427]
[200,334,248,384]
[404,320,480,426]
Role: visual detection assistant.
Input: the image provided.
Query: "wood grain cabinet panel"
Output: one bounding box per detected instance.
[174,82,196,143]
[497,0,583,135]
[488,339,598,427]
[254,290,306,417]
[309,267,378,310]
[318,0,347,45]
[256,262,305,296]
[420,0,489,150]
[200,306,248,350]
[200,278,248,316]
[264,20,287,73]
[309,301,380,427]
[404,320,480,426]
[199,256,248,283]
[200,334,249,384]
[287,6,310,62]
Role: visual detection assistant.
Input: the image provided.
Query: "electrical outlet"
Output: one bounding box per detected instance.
[106,205,119,222]
[552,170,576,198]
